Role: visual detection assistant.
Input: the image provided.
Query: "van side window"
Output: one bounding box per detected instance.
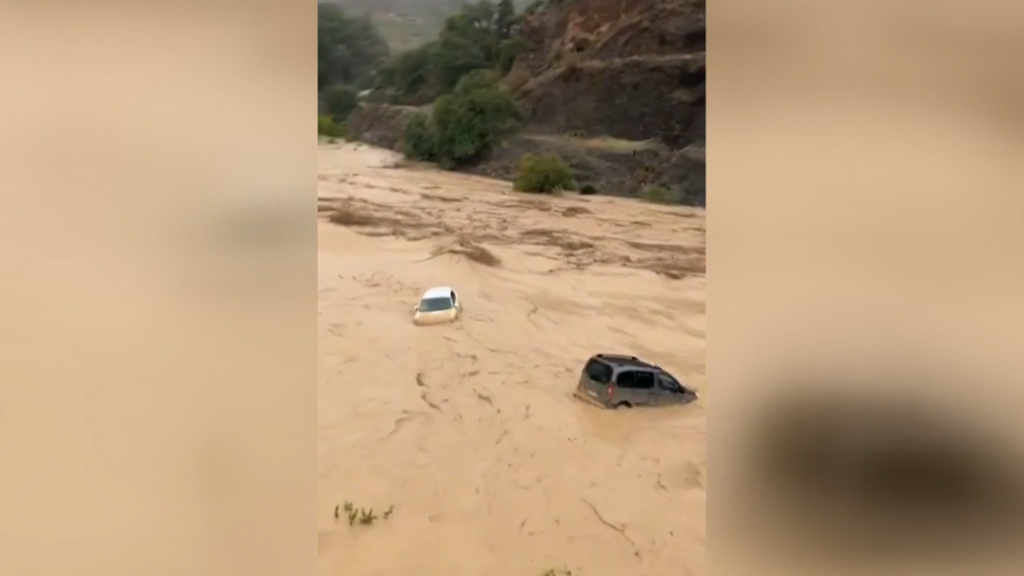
[450,291,456,305]
[584,359,612,384]
[634,371,655,389]
[616,370,637,388]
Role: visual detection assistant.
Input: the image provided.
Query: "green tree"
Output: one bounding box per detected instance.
[376,44,435,98]
[431,33,490,94]
[324,86,358,121]
[371,0,535,102]
[403,113,439,161]
[496,0,515,40]
[441,1,500,61]
[497,36,526,75]
[432,71,521,165]
[318,5,389,91]
[401,72,520,167]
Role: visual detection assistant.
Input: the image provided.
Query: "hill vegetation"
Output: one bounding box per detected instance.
[373,0,523,105]
[317,0,706,206]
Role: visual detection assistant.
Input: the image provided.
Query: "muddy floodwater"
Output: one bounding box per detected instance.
[318,142,706,576]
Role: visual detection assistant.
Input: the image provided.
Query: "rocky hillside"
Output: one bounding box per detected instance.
[345,0,706,205]
[509,0,705,148]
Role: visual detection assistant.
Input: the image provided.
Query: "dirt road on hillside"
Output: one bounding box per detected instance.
[317,142,706,576]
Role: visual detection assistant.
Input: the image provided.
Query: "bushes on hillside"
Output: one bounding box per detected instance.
[318,5,388,91]
[638,184,681,203]
[497,37,527,75]
[374,0,527,104]
[403,72,520,167]
[324,86,358,121]
[513,153,574,193]
[375,46,433,99]
[318,115,345,138]
[403,113,438,161]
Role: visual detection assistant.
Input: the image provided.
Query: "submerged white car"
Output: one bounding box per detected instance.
[413,286,462,325]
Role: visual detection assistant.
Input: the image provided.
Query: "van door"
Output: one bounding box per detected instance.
[613,370,639,406]
[655,372,694,405]
[633,370,658,405]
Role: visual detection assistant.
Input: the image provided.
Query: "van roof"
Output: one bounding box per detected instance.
[591,353,657,370]
[421,286,454,299]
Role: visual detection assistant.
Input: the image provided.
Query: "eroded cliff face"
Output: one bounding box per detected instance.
[343,0,706,205]
[509,0,705,148]
[345,104,424,150]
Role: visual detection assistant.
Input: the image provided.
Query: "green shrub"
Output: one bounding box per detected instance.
[394,63,520,167]
[318,114,345,138]
[497,37,527,75]
[513,153,574,193]
[430,74,520,165]
[579,183,597,195]
[453,69,502,95]
[373,1,529,102]
[403,113,438,161]
[431,34,490,95]
[324,86,358,121]
[375,44,434,101]
[639,184,680,204]
[318,5,389,91]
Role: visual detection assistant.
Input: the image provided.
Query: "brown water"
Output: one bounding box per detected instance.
[317,142,706,576]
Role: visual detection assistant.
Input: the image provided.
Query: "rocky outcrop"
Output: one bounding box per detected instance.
[508,0,705,149]
[345,103,424,150]
[344,0,706,206]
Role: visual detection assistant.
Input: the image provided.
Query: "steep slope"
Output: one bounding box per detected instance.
[509,0,705,148]
[343,0,707,205]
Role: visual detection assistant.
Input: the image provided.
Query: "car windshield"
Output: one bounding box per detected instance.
[419,296,453,312]
[658,373,684,393]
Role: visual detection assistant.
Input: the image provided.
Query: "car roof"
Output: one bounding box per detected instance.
[590,353,659,370]
[421,286,455,299]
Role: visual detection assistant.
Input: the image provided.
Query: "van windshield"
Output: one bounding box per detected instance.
[419,297,453,312]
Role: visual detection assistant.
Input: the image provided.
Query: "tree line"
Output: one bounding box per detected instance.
[318,0,530,168]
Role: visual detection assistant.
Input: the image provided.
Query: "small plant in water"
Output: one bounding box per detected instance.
[336,500,394,527]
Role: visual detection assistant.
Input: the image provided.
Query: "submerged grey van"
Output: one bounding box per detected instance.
[574,353,698,409]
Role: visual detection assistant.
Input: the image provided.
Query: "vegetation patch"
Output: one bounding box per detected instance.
[403,71,521,167]
[638,184,681,204]
[334,500,395,527]
[375,0,519,104]
[324,86,358,122]
[318,5,389,93]
[318,115,346,138]
[513,152,574,193]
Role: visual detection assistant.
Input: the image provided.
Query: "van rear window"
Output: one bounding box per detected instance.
[584,359,613,384]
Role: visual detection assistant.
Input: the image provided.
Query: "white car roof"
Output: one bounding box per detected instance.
[421,286,454,299]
